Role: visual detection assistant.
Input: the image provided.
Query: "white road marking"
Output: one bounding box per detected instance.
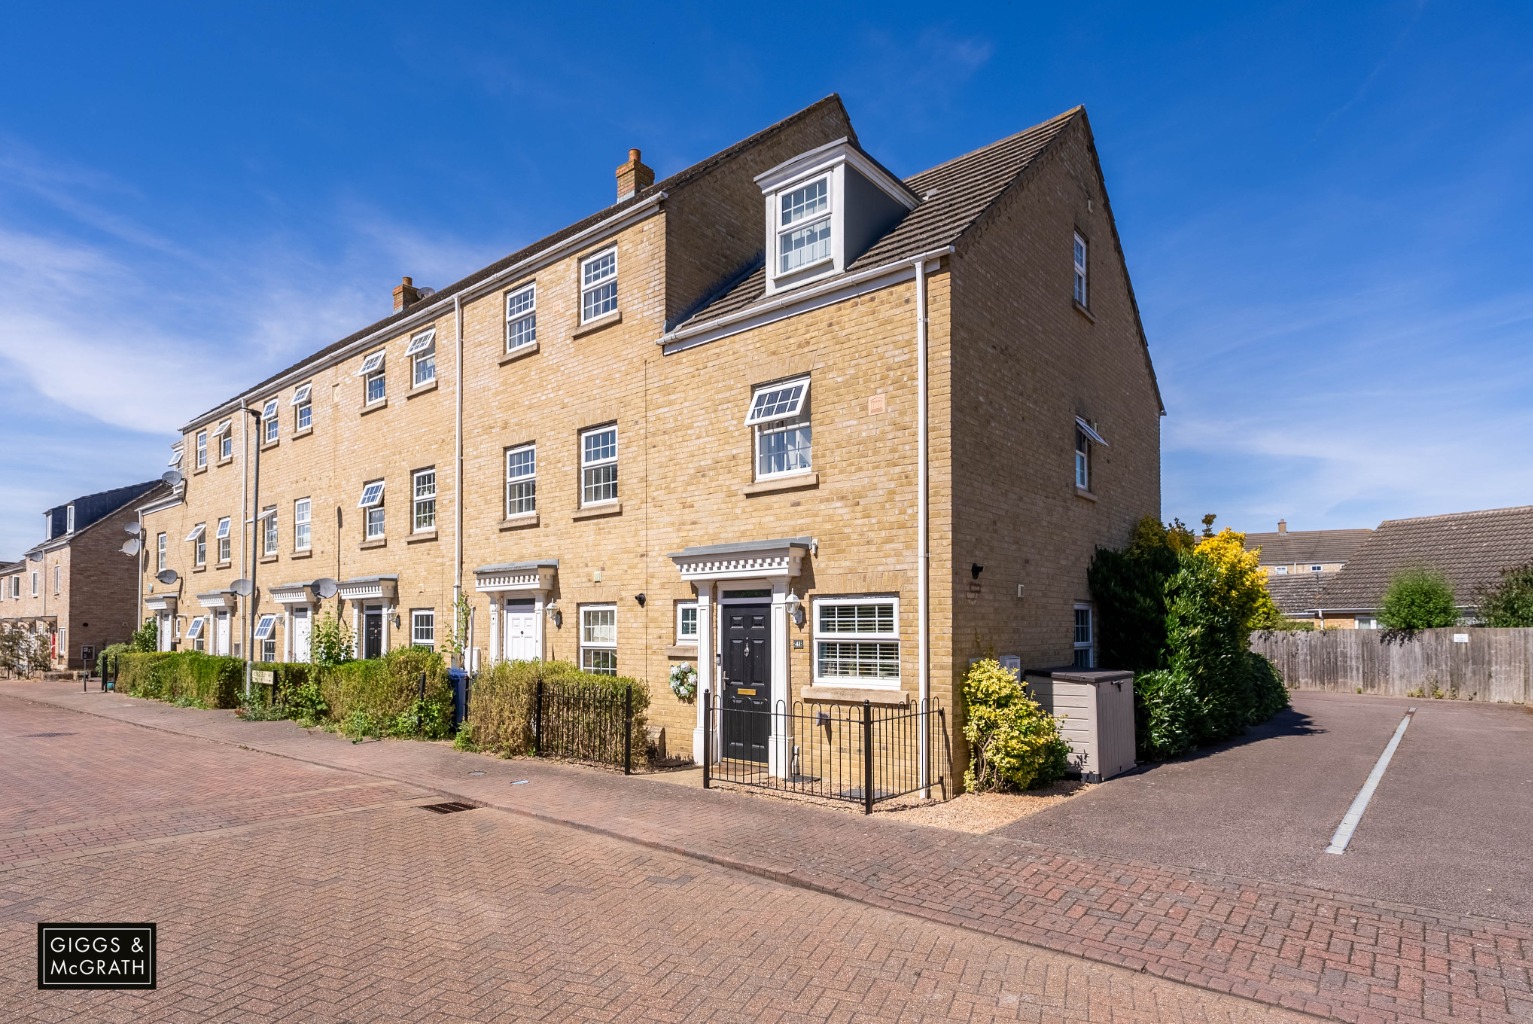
[1325,707,1416,855]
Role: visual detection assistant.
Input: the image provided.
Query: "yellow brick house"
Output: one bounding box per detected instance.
[140,95,1162,783]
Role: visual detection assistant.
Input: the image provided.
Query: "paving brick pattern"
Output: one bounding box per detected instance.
[9,683,1533,1022]
[0,693,1303,1024]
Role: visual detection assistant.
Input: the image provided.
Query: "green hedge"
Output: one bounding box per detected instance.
[467,659,648,766]
[116,651,244,708]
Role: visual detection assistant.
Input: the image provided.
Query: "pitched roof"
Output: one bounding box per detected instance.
[1262,573,1328,616]
[682,107,1082,328]
[1315,506,1533,612]
[1243,528,1373,566]
[38,480,163,547]
[183,95,855,430]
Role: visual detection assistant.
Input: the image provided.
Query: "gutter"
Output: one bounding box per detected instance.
[181,192,668,433]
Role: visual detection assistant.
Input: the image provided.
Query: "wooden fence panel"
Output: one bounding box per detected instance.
[1250,628,1532,704]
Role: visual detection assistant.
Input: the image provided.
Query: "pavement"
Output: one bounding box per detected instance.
[2,679,1531,1023]
[999,691,1533,924]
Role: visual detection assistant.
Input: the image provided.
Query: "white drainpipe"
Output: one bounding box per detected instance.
[453,294,465,665]
[916,257,932,799]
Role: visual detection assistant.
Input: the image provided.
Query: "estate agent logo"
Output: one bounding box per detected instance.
[37,923,157,989]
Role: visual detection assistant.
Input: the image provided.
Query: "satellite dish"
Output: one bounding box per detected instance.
[162,470,184,487]
[121,538,141,556]
[124,522,142,536]
[155,569,179,585]
[417,286,436,298]
[26,551,43,562]
[311,577,339,599]
[230,578,254,597]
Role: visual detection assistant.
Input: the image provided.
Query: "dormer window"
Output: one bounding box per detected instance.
[757,138,917,295]
[778,178,831,275]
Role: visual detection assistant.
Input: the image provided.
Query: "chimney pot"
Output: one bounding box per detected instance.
[1277,519,1288,534]
[615,147,655,203]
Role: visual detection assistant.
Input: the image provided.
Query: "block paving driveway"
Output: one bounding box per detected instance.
[1,680,1529,1023]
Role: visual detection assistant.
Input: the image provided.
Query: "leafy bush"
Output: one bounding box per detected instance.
[466,659,649,765]
[1133,669,1200,760]
[129,618,158,653]
[321,647,452,739]
[962,659,1070,792]
[1476,561,1533,627]
[117,651,243,707]
[310,612,354,666]
[1379,567,1457,630]
[1244,651,1289,725]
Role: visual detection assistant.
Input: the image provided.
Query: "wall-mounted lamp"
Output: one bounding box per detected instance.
[634,593,646,607]
[971,563,985,580]
[392,613,401,628]
[785,593,806,628]
[550,608,563,629]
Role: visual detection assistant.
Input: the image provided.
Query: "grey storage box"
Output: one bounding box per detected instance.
[1023,668,1136,782]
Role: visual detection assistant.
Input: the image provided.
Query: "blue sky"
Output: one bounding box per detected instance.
[1,2,1530,557]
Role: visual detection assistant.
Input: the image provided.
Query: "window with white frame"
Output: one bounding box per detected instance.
[217,420,233,460]
[1356,616,1379,630]
[359,479,386,540]
[676,602,699,644]
[292,383,313,431]
[196,430,208,469]
[187,522,206,566]
[580,426,618,505]
[579,248,617,323]
[187,615,206,652]
[778,176,832,275]
[412,468,436,532]
[54,564,61,595]
[65,505,74,534]
[1074,417,1107,492]
[1072,604,1095,668]
[1272,565,1289,575]
[1073,231,1088,307]
[294,498,311,551]
[505,443,536,517]
[157,532,167,572]
[31,571,38,597]
[580,605,617,675]
[506,284,536,352]
[1310,564,1323,573]
[262,398,279,444]
[406,328,436,387]
[261,506,277,556]
[746,377,811,479]
[411,609,435,649]
[216,517,231,563]
[253,613,277,663]
[358,350,386,405]
[814,597,900,687]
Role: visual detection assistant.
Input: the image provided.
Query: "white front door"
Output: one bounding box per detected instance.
[503,600,538,661]
[292,608,312,663]
[159,611,174,652]
[214,611,230,656]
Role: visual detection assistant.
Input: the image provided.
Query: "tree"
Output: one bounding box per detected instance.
[1476,562,1533,627]
[310,611,355,666]
[129,617,158,653]
[1378,567,1458,630]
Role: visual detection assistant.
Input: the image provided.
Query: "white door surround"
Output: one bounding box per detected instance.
[473,560,558,665]
[668,538,811,773]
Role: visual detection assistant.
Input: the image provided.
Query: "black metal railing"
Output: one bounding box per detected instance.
[532,678,637,775]
[702,693,946,813]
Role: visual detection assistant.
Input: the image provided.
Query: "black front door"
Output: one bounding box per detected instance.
[363,607,383,659]
[721,603,771,763]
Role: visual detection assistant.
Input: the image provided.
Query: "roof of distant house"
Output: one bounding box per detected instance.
[1244,528,1373,566]
[1315,506,1533,612]
[1263,573,1329,616]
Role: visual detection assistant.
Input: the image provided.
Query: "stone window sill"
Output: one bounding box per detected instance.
[665,644,699,659]
[193,466,208,476]
[261,440,279,452]
[1075,486,1098,502]
[259,554,278,565]
[1073,300,1096,324]
[499,342,539,366]
[499,513,539,531]
[217,457,233,467]
[360,399,388,417]
[360,538,387,550]
[799,685,910,706]
[293,426,313,440]
[215,561,231,570]
[407,530,439,545]
[290,549,313,560]
[406,380,439,400]
[572,502,622,522]
[572,310,622,339]
[743,472,819,497]
[192,564,207,574]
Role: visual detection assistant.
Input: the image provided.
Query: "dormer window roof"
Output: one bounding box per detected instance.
[756,137,918,295]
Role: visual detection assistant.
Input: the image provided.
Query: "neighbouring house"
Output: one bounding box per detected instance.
[1310,505,1533,628]
[0,481,168,671]
[138,95,1163,782]
[1243,519,1373,622]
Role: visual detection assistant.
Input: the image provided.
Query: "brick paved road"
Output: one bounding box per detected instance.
[0,692,1308,1024]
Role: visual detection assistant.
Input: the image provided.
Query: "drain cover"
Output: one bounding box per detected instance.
[420,801,478,814]
[22,732,76,738]
[468,771,486,777]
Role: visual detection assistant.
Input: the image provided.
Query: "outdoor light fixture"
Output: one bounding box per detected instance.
[551,609,563,629]
[785,593,806,628]
[971,563,984,580]
[634,593,646,607]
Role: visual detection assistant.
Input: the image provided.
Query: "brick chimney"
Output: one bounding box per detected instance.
[615,148,654,203]
[1277,519,1288,534]
[392,276,421,312]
